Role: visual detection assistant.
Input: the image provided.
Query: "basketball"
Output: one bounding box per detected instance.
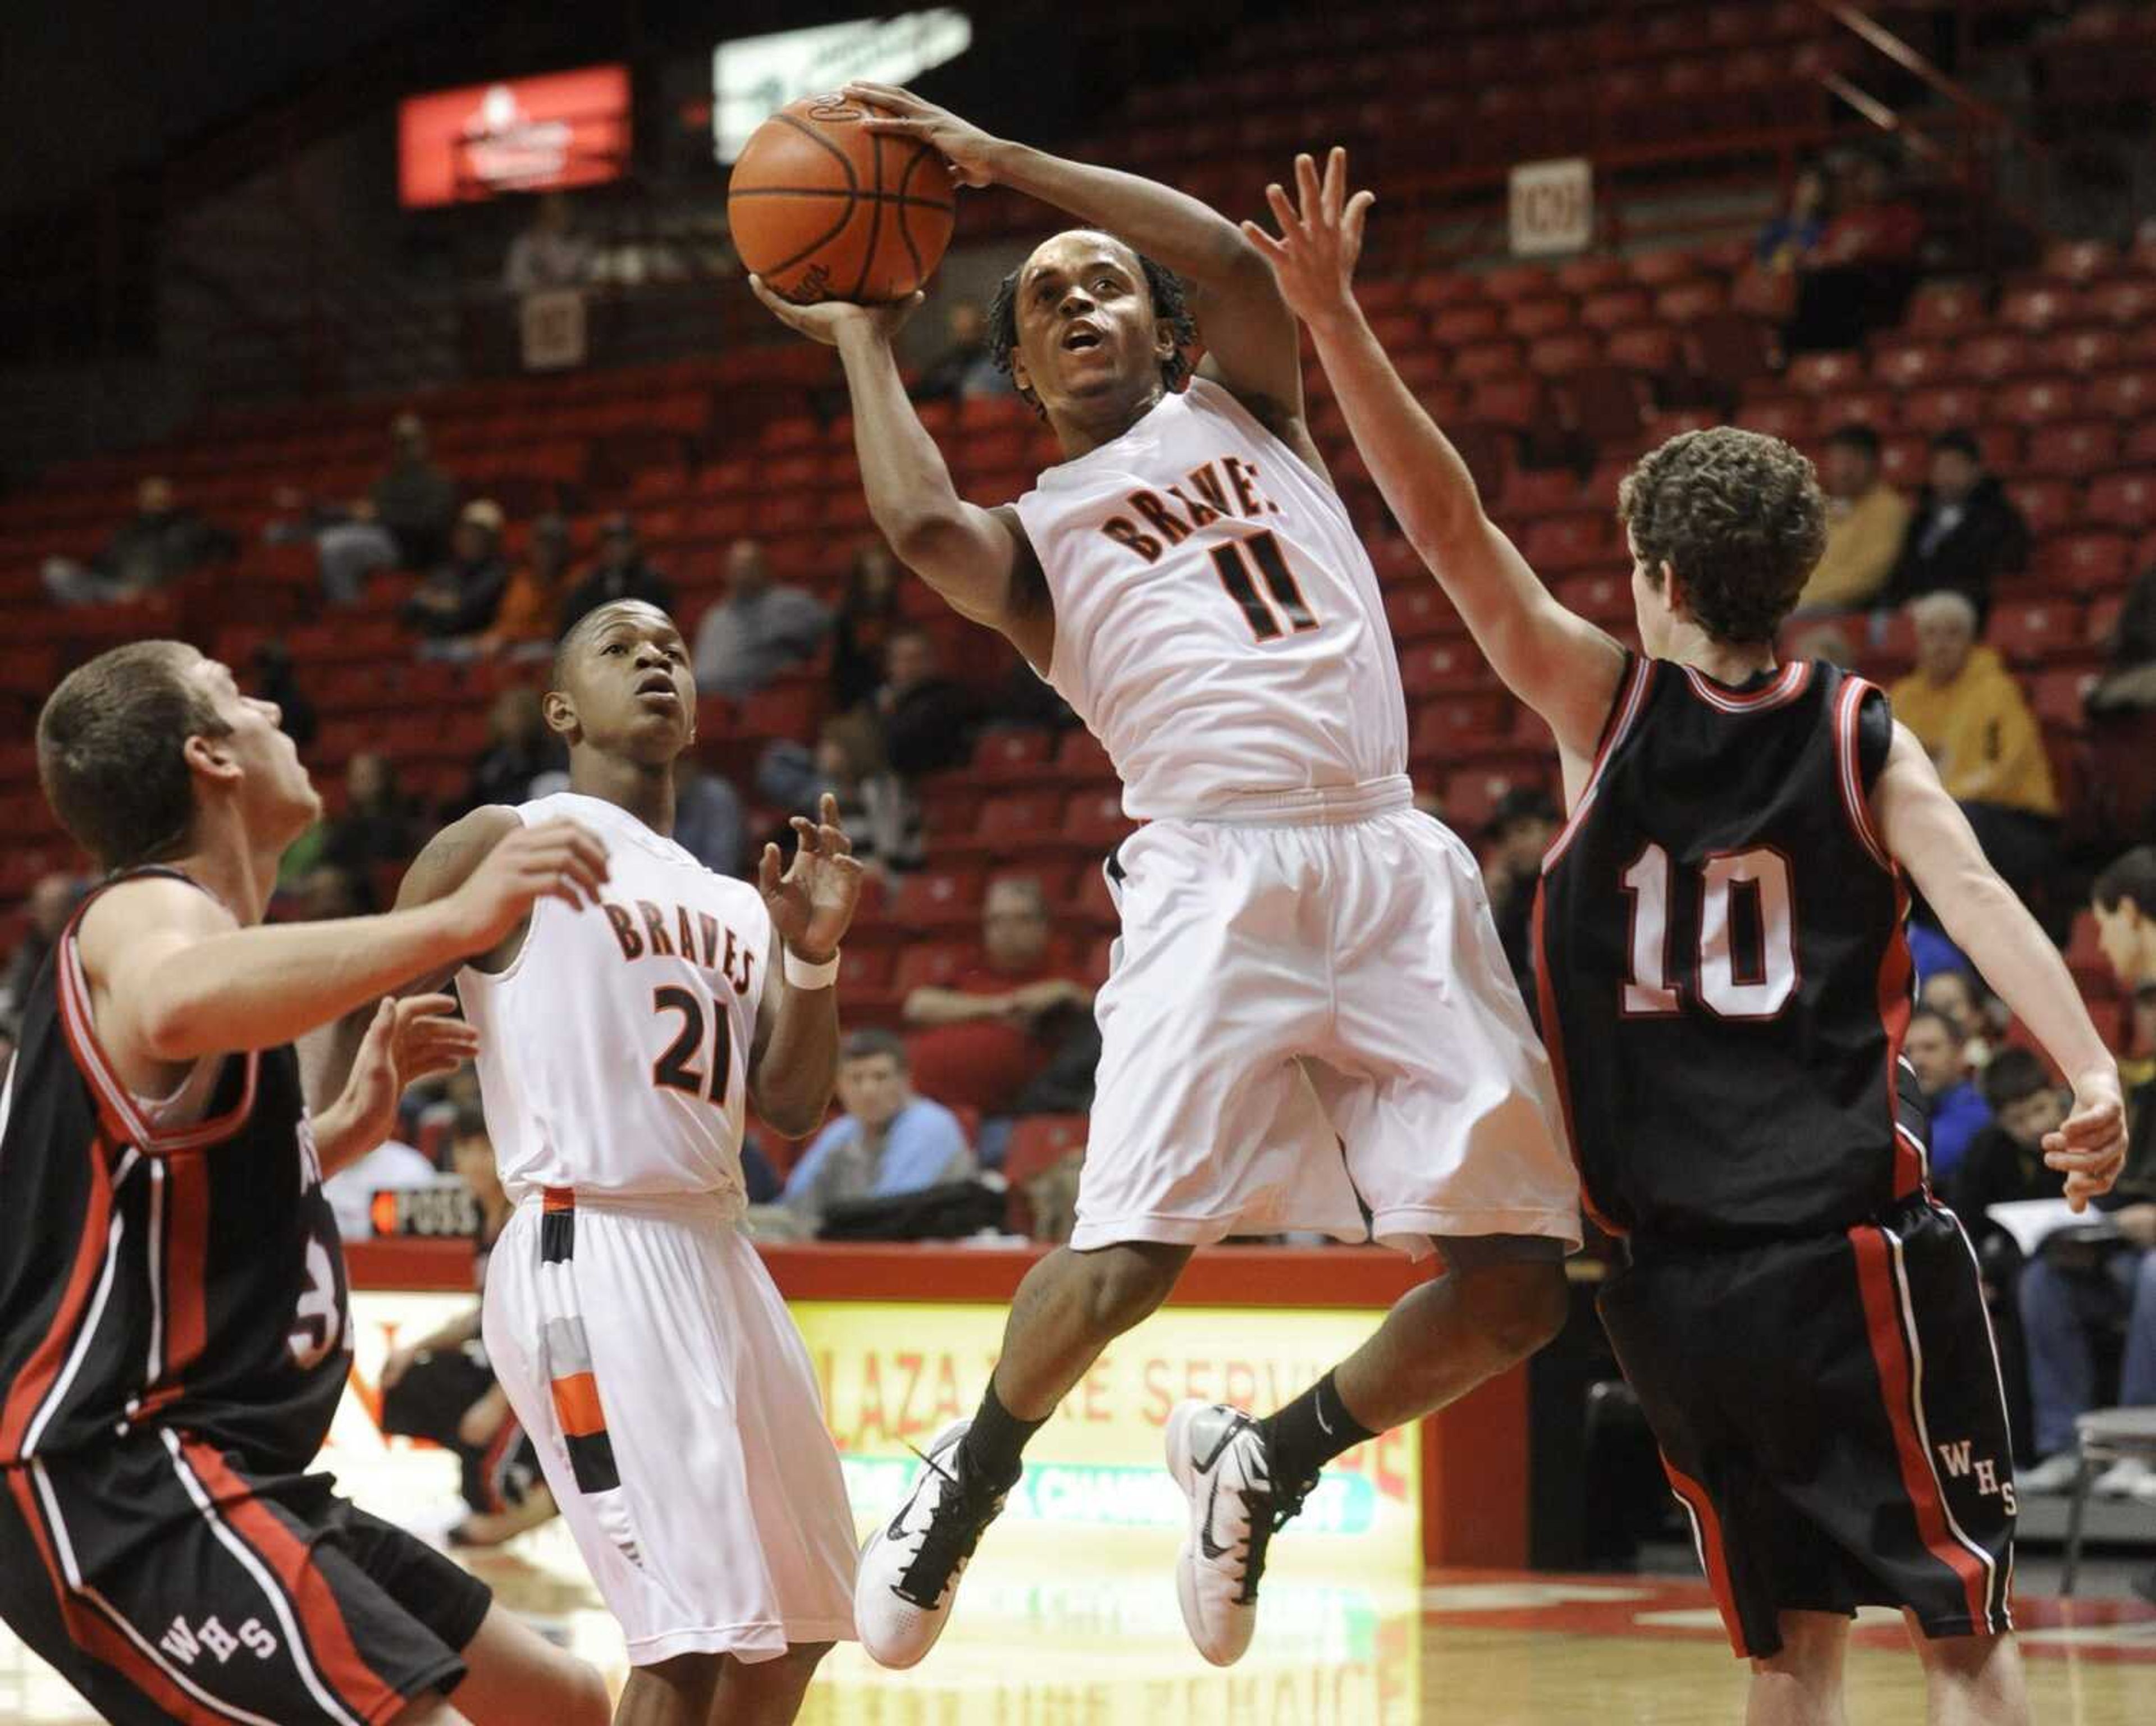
[728,95,956,305]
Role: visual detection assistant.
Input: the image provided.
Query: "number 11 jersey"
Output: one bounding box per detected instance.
[1011,377,1409,820]
[461,792,771,1207]
[1533,656,1930,1246]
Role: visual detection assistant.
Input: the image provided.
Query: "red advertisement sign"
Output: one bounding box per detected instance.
[399,65,630,207]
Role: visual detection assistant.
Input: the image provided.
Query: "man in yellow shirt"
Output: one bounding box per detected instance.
[1793,424,1910,614]
[1892,590,2063,928]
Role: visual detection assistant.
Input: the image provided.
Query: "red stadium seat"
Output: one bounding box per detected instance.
[1605,325,1682,378]
[1829,389,1902,432]
[1555,256,1632,297]
[1468,375,1547,430]
[1785,351,1866,397]
[1906,282,1986,337]
[892,942,976,998]
[1871,339,1950,391]
[1399,639,1491,695]
[2128,419,2156,465]
[2088,592,2126,650]
[1990,376,2083,427]
[1521,513,1616,574]
[1062,790,1131,848]
[1683,314,1776,388]
[1413,695,1516,755]
[1506,296,1577,341]
[2088,369,2156,422]
[2036,239,2119,285]
[2089,278,2156,328]
[972,731,1056,782]
[1526,332,1604,378]
[1579,287,1655,334]
[2088,471,2156,532]
[1626,250,1703,289]
[1430,304,1506,345]
[1998,285,2082,335]
[1560,367,1652,445]
[888,869,985,931]
[1652,281,1728,326]
[2005,479,2077,540]
[1054,729,1113,783]
[2023,420,2119,477]
[1989,599,2083,666]
[1903,384,1989,435]
[1454,341,1529,383]
[1554,572,1634,626]
[1736,395,1816,444]
[2030,669,2091,732]
[1002,1115,1090,1233]
[2042,532,2134,596]
[1496,467,1584,518]
[2042,328,2127,377]
[1952,332,2032,384]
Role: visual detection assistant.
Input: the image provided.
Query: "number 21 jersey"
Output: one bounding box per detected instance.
[461,793,770,1207]
[1534,657,1929,1245]
[1011,377,1409,820]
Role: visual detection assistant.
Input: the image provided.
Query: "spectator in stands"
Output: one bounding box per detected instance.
[911,300,1011,404]
[1921,966,1989,1051]
[1791,424,1910,617]
[1784,152,1924,352]
[691,537,830,698]
[1890,591,2061,922]
[1903,1006,1990,1185]
[905,876,1096,1119]
[671,753,746,878]
[42,476,236,606]
[401,499,511,642]
[558,513,673,636]
[757,711,924,876]
[778,1031,973,1232]
[1753,165,1829,273]
[503,192,594,294]
[831,538,903,712]
[873,626,980,778]
[321,752,421,897]
[2086,551,2156,716]
[1949,1048,2070,1259]
[371,412,459,571]
[378,1104,558,1548]
[1480,786,1561,1001]
[0,873,86,1043]
[1883,431,2030,623]
[460,686,567,814]
[248,638,318,750]
[265,485,400,607]
[478,510,577,661]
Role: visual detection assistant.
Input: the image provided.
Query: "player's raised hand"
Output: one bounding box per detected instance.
[335,993,478,1163]
[748,276,925,346]
[1239,147,1376,327]
[759,792,865,966]
[2044,1067,2128,1212]
[443,818,609,953]
[843,83,1001,188]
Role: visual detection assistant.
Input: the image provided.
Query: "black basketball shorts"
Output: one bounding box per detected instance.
[0,1426,492,1725]
[1598,1197,2016,1661]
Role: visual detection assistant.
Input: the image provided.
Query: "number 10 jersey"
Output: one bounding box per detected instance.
[1011,377,1409,820]
[1533,656,1931,1246]
[462,793,771,1208]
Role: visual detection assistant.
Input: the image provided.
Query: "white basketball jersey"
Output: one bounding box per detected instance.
[460,792,770,1207]
[1011,376,1409,819]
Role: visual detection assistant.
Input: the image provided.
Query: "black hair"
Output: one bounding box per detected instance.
[1930,428,1980,461]
[988,232,1198,419]
[841,1028,907,1067]
[1905,1006,1959,1042]
[2094,846,2156,915]
[1826,423,1880,456]
[550,599,676,691]
[1980,1047,2052,1113]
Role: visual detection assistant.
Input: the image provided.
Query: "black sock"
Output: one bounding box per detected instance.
[1257,1371,1376,1496]
[958,1378,1045,1492]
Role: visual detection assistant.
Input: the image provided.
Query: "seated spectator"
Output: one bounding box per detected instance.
[460,687,567,814]
[1921,966,1989,1052]
[249,638,318,750]
[1890,592,2061,921]
[1883,431,2030,624]
[1784,153,1924,353]
[402,500,511,642]
[558,513,673,636]
[322,752,421,894]
[478,510,578,661]
[2086,552,2156,716]
[1480,787,1561,1001]
[378,1104,558,1548]
[1791,425,1910,617]
[1755,165,1829,274]
[42,476,236,606]
[778,1031,973,1232]
[672,753,747,878]
[757,713,924,876]
[912,300,1012,403]
[1951,1049,2070,1248]
[692,538,830,698]
[1903,1006,1990,1185]
[831,538,902,711]
[266,485,400,607]
[905,876,1097,1118]
[0,873,86,1042]
[503,191,593,294]
[873,627,981,778]
[371,412,459,570]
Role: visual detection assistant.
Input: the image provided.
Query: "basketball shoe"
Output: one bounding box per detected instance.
[853,1418,1006,1668]
[1164,1400,1309,1666]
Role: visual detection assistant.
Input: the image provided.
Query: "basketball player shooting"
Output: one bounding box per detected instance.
[1246,148,2128,1725]
[318,600,865,1726]
[752,85,1582,1672]
[1,641,613,1726]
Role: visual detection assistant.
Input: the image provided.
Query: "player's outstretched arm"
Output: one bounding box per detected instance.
[1872,721,2126,1208]
[748,281,1055,672]
[750,794,865,1136]
[85,815,607,1074]
[1244,149,1627,767]
[848,83,1308,454]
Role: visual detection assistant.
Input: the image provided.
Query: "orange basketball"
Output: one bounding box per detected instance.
[728,95,956,305]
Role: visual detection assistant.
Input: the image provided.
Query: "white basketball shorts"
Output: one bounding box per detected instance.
[1074,776,1581,1261]
[482,1189,857,1664]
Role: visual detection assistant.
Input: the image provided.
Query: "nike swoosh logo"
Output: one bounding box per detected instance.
[1315,1402,1334,1436]
[886,1446,949,1542]
[1199,1471,1233,1561]
[1194,1414,1250,1474]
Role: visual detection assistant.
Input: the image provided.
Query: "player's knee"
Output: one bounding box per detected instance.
[1464,1258,1569,1360]
[1077,1243,1187,1337]
[563,1659,613,1726]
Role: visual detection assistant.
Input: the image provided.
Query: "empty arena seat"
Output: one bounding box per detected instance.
[1785,351,1866,398]
[2036,239,2119,285]
[1062,790,1132,848]
[1902,384,1989,435]
[1989,600,2084,665]
[1399,640,1493,696]
[1735,395,1816,444]
[1001,1115,1090,1232]
[2043,532,2135,595]
[2004,479,2077,540]
[2043,328,2127,377]
[1871,338,1950,391]
[891,942,976,997]
[2090,277,2156,328]
[889,869,986,931]
[1429,303,1506,346]
[1907,282,1986,337]
[1526,332,1604,378]
[972,731,1056,782]
[1998,285,2082,335]
[2089,471,2156,532]
[2088,369,2156,422]
[1522,513,1616,574]
[1952,331,2033,384]
[1991,377,2084,428]
[2025,421,2120,478]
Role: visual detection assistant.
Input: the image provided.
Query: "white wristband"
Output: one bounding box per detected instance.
[784,947,841,991]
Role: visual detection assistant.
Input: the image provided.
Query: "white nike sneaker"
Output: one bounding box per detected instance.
[2017,1451,2084,1495]
[853,1419,1006,1669]
[2094,1456,2154,1499]
[1164,1400,1308,1667]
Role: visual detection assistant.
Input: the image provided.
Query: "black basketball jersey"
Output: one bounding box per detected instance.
[1534,656,1928,1245]
[0,869,351,1474]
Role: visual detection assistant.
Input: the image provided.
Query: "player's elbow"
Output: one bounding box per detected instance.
[138,985,212,1064]
[754,1077,832,1141]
